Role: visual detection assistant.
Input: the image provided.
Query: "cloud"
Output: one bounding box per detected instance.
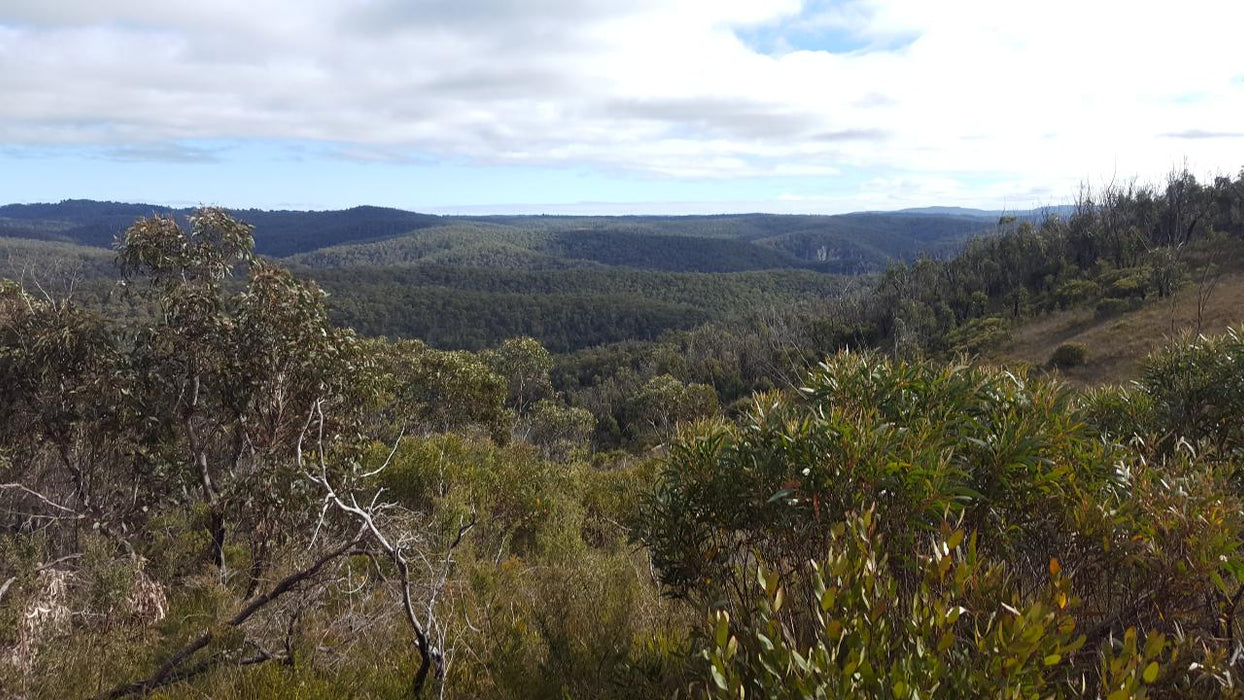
[1162,130,1244,140]
[1,0,1243,193]
[99,142,223,163]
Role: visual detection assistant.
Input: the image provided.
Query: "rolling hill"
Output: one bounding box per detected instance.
[0,200,1004,272]
[0,199,1018,350]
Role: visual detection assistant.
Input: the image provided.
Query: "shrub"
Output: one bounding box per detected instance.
[643,349,1244,696]
[1094,297,1133,319]
[636,351,1104,608]
[1049,342,1088,368]
[1054,279,1101,308]
[946,315,1010,354]
[1137,327,1244,455]
[698,511,1162,699]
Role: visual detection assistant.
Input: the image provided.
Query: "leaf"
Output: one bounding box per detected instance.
[937,631,955,653]
[715,611,730,648]
[946,529,965,551]
[1223,556,1244,583]
[767,488,796,504]
[1142,661,1160,683]
[1143,632,1165,659]
[820,588,837,612]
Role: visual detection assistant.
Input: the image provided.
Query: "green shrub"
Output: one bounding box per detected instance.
[376,433,583,559]
[1054,279,1101,308]
[1078,384,1155,441]
[1107,273,1148,299]
[643,349,1244,696]
[1138,327,1244,455]
[637,351,1103,607]
[1049,342,1088,368]
[1094,297,1133,319]
[699,511,1155,698]
[946,315,1010,354]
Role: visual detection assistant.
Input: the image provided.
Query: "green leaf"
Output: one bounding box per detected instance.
[1142,661,1160,683]
[715,612,730,648]
[1143,632,1165,659]
[946,529,965,551]
[1224,557,1244,584]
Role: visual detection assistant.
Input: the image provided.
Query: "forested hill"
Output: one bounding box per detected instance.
[0,200,441,257]
[0,199,999,271]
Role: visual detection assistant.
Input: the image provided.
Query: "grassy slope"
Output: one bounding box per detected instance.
[994,243,1244,386]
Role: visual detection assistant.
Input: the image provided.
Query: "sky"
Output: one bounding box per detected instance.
[1,0,1243,214]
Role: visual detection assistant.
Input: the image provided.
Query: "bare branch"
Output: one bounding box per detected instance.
[96,533,363,700]
[0,482,79,514]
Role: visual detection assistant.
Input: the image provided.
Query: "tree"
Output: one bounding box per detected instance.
[481,336,553,414]
[1,209,469,697]
[629,374,718,444]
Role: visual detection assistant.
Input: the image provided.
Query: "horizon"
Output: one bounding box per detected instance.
[0,195,1076,219]
[3,1,1243,214]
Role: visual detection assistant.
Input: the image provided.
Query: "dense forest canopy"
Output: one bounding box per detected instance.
[2,167,1244,697]
[0,200,997,267]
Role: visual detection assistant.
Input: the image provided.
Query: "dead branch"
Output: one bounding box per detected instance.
[297,399,475,697]
[96,532,363,700]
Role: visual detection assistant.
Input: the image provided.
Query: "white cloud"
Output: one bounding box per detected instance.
[1,0,1242,200]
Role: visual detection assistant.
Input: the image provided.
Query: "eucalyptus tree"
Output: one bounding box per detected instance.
[2,209,464,697]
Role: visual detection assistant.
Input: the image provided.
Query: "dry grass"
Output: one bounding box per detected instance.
[994,243,1244,387]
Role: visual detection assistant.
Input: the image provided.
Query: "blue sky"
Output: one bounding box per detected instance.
[2,0,1242,214]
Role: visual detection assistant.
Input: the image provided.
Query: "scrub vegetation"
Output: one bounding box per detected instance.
[3,167,1244,697]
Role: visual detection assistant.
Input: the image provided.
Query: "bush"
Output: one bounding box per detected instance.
[1049,342,1088,368]
[1137,327,1244,455]
[1054,279,1101,308]
[699,511,1160,699]
[642,349,1244,696]
[1094,297,1134,319]
[636,352,1104,607]
[946,315,1010,354]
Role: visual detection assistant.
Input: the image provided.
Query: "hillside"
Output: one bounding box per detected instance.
[0,236,116,282]
[0,199,998,272]
[0,199,1002,351]
[308,264,852,350]
[994,240,1244,385]
[287,222,820,273]
[288,211,994,273]
[0,200,441,257]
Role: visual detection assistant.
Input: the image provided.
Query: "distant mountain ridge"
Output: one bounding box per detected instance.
[0,200,440,257]
[0,199,1018,274]
[894,205,1077,219]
